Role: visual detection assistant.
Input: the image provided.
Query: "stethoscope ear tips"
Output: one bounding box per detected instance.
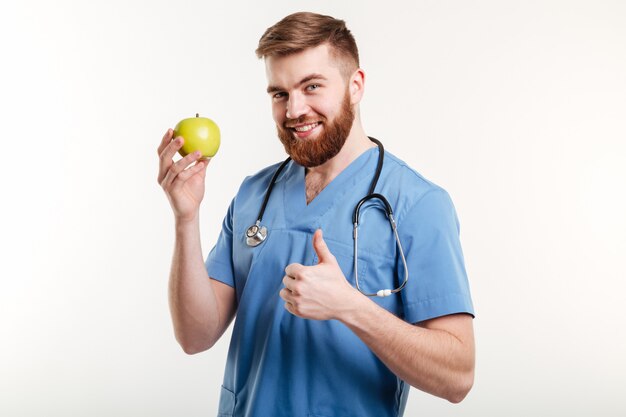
[246,223,268,247]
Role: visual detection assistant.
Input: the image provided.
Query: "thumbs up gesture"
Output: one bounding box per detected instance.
[281,229,362,320]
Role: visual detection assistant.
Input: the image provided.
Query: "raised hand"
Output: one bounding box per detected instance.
[157,128,209,222]
[280,229,362,320]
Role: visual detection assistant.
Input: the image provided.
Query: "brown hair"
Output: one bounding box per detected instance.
[256,12,359,77]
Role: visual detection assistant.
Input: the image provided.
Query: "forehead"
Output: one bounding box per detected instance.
[264,44,344,87]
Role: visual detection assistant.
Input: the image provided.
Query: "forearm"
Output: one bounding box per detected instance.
[169,215,221,354]
[340,297,475,403]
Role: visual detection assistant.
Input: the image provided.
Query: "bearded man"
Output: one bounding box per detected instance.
[158,11,475,417]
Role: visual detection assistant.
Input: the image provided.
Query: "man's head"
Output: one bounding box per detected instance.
[256,12,364,167]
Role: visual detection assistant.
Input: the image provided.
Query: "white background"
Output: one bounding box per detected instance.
[1,0,625,415]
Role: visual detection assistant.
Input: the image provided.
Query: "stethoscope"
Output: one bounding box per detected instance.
[245,137,409,297]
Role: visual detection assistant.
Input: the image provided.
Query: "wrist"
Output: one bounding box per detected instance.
[175,214,200,231]
[335,288,372,324]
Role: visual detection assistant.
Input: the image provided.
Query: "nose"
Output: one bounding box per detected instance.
[285,93,308,120]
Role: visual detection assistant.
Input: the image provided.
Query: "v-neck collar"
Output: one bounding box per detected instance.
[282,146,379,229]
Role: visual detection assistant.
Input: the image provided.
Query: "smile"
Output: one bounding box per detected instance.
[291,122,320,132]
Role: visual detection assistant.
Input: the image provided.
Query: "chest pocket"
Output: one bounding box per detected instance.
[318,237,368,289]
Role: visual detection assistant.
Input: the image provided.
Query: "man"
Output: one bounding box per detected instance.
[158,12,475,417]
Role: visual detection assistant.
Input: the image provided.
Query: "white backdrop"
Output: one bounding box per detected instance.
[1,0,625,415]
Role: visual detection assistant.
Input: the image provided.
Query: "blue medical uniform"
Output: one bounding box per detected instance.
[206,146,474,417]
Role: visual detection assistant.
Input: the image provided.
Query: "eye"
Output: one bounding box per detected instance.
[272,92,287,100]
[306,84,320,92]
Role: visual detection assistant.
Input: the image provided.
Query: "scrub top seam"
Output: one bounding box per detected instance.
[394,187,446,230]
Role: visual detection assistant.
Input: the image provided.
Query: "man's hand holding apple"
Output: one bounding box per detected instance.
[157,128,209,223]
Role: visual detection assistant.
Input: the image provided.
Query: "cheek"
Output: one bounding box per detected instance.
[272,103,285,124]
[310,96,339,119]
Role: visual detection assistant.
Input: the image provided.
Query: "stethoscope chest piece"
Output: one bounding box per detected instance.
[244,157,293,248]
[246,221,267,247]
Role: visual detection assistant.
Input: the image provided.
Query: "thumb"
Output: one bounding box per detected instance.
[313,229,335,264]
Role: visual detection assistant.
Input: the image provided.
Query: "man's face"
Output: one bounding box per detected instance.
[265,44,356,167]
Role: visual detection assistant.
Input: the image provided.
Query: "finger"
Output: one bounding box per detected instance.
[161,150,203,189]
[285,263,305,279]
[284,300,296,316]
[175,157,210,183]
[157,136,185,184]
[280,290,300,314]
[281,292,300,316]
[157,128,174,156]
[279,287,292,301]
[286,301,305,318]
[282,275,297,292]
[312,229,336,264]
[198,157,212,171]
[162,150,203,189]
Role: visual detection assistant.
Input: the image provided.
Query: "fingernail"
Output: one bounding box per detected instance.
[194,151,202,157]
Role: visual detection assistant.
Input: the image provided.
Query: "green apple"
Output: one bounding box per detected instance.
[173,113,221,158]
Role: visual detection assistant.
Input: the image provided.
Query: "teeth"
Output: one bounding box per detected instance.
[294,122,319,132]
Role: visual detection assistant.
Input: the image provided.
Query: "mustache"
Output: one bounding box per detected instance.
[283,115,327,129]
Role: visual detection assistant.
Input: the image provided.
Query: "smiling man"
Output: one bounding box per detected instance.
[158,12,475,417]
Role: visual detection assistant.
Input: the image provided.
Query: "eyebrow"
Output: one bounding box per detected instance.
[266,73,328,94]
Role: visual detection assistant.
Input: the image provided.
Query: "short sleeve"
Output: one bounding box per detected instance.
[205,198,236,288]
[398,188,474,323]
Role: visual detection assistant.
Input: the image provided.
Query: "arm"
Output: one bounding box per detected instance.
[281,230,474,403]
[158,128,237,354]
[340,299,474,403]
[169,217,237,354]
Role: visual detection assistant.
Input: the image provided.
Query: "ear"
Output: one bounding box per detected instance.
[349,68,365,105]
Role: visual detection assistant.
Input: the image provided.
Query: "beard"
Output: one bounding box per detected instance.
[276,89,355,168]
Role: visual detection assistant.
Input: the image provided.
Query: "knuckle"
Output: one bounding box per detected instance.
[166,144,178,157]
[170,162,182,175]
[177,165,191,176]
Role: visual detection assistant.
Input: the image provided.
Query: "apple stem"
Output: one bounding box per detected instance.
[196,113,199,117]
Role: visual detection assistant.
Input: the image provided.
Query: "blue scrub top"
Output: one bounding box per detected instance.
[206,146,474,417]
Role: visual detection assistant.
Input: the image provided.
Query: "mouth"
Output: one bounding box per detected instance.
[288,122,322,139]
